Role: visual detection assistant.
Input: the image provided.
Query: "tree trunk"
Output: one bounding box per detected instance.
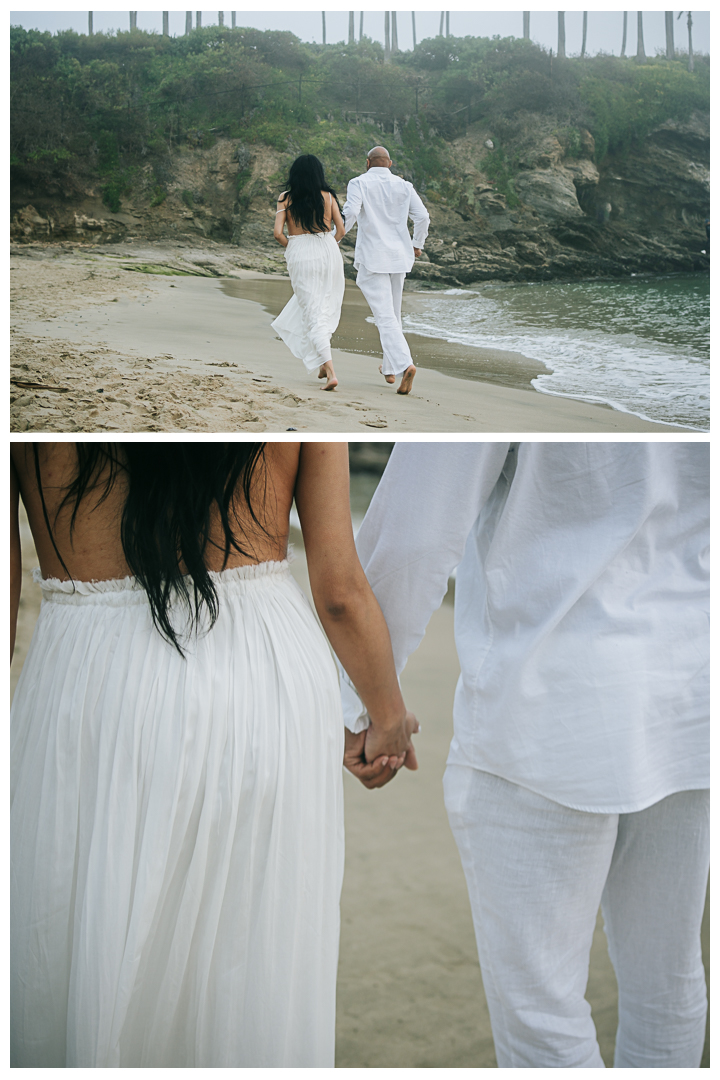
[88,12,93,35]
[384,11,390,63]
[196,12,202,30]
[391,11,398,52]
[322,11,326,45]
[349,11,354,44]
[162,12,169,36]
[218,12,224,28]
[439,12,445,37]
[581,12,587,58]
[665,12,675,58]
[621,11,627,56]
[231,12,236,29]
[636,11,646,62]
[412,12,416,49]
[687,11,694,72]
[446,12,450,37]
[186,11,192,35]
[523,12,530,39]
[557,12,566,59]
[359,12,364,39]
[129,12,137,31]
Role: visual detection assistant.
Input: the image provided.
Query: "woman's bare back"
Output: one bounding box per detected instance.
[280,189,335,235]
[11,443,302,583]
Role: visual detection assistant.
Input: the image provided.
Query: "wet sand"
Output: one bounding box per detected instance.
[11,513,709,1068]
[10,243,681,433]
[222,276,549,392]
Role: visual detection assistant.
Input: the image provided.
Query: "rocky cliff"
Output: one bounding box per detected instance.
[11,111,709,284]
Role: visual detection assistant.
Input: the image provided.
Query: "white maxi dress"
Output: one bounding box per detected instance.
[11,562,344,1068]
[271,231,345,373]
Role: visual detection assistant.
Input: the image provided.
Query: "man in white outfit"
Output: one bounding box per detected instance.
[342,442,709,1068]
[342,147,430,395]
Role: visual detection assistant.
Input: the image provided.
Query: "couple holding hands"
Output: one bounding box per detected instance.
[272,146,430,393]
[11,441,708,1068]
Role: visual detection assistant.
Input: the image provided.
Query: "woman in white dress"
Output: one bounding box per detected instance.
[10,442,417,1068]
[272,155,346,390]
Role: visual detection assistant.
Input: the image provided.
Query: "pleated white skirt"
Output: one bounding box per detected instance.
[11,562,344,1068]
[271,231,345,372]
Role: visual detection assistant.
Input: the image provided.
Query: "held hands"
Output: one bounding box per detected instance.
[413,247,423,258]
[343,711,419,790]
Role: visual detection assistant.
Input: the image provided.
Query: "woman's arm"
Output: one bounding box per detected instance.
[273,194,289,248]
[295,444,417,780]
[11,457,21,662]
[330,195,345,242]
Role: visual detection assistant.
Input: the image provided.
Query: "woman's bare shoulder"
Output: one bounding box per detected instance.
[277,191,289,205]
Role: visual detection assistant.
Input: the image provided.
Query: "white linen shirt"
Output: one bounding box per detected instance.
[342,167,430,273]
[341,443,709,814]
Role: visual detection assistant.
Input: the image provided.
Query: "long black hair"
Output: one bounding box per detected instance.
[33,443,267,653]
[282,154,339,234]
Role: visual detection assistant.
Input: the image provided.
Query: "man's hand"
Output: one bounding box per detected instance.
[413,247,423,258]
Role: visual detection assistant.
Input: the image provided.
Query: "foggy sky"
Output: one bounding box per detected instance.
[10,11,710,58]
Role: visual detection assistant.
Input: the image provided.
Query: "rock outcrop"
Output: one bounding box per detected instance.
[10,111,709,284]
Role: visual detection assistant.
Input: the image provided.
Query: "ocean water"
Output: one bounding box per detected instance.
[404,273,709,430]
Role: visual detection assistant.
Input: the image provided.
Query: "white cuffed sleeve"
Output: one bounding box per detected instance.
[407,185,430,250]
[341,178,362,236]
[341,442,511,730]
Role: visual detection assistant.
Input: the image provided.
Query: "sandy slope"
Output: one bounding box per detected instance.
[10,243,681,434]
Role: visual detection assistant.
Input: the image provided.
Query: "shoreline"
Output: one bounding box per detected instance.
[10,243,685,433]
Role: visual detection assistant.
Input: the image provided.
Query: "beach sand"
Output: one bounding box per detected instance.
[11,513,709,1068]
[10,243,681,433]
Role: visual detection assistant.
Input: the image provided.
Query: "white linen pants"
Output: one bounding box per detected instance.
[356,265,413,376]
[444,766,709,1068]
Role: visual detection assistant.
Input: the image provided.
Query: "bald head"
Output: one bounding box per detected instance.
[366,145,392,170]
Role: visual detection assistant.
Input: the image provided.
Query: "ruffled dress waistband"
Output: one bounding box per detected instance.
[33,560,291,606]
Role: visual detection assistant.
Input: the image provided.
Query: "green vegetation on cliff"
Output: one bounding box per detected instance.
[10,24,709,212]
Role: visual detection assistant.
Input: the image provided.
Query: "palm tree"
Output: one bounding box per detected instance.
[218,12,224,28]
[412,12,417,49]
[620,11,627,57]
[557,12,566,59]
[439,12,445,37]
[581,12,587,58]
[636,11,646,62]
[391,11,398,52]
[162,12,169,36]
[196,12,202,30]
[322,11,326,45]
[129,12,137,31]
[678,12,694,72]
[231,12,236,29]
[523,12,530,39]
[665,12,675,58]
[384,11,391,62]
[349,11,355,44]
[359,12,364,39]
[88,11,93,35]
[185,11,192,35]
[446,12,450,36]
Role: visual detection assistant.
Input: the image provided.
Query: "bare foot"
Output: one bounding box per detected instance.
[321,360,338,391]
[378,363,395,385]
[397,364,416,395]
[318,363,329,380]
